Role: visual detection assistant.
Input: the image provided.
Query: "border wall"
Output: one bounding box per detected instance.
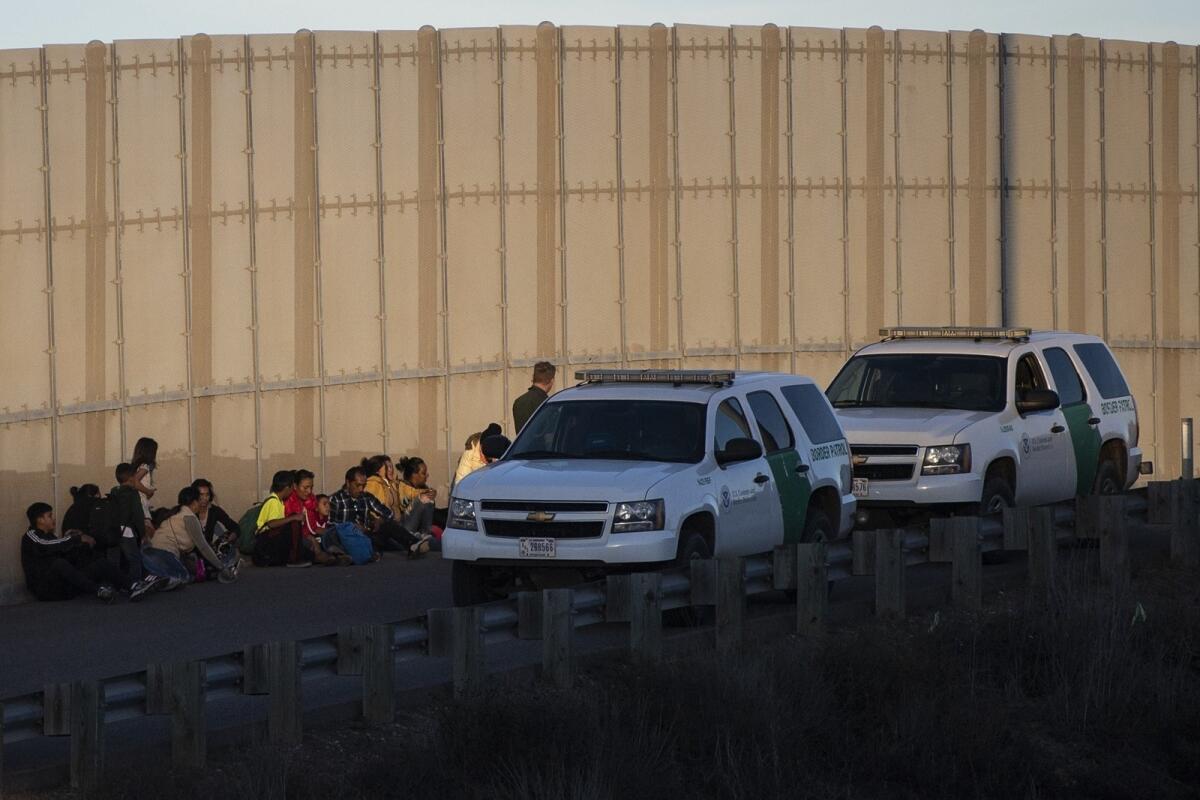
[0,24,1197,603]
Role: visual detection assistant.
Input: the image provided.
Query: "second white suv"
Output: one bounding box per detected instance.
[827,327,1149,526]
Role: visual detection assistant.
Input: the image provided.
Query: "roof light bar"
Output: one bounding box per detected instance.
[879,326,1032,341]
[574,369,735,386]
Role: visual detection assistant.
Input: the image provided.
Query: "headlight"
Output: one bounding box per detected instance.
[612,499,665,533]
[447,497,478,531]
[922,444,971,475]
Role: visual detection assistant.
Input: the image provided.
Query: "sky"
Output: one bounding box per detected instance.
[2,0,1198,50]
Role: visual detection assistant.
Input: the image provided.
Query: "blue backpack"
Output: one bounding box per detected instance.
[333,522,374,565]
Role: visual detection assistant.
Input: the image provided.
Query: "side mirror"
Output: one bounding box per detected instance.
[716,437,763,466]
[1016,388,1060,415]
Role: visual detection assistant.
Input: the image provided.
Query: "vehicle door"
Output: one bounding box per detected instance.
[746,389,811,545]
[1011,349,1075,504]
[1042,345,1102,496]
[710,395,782,556]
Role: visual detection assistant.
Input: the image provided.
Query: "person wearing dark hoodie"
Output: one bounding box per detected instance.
[61,484,102,536]
[21,502,153,602]
[106,462,152,587]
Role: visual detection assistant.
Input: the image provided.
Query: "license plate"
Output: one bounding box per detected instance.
[852,478,870,499]
[519,537,556,558]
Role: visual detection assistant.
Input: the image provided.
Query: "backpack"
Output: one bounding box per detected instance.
[333,522,374,565]
[237,501,266,555]
[86,495,124,549]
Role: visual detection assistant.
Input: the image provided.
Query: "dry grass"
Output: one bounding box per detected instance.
[56,552,1200,800]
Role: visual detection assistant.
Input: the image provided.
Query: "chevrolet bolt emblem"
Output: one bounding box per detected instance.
[852,455,869,466]
[527,511,556,523]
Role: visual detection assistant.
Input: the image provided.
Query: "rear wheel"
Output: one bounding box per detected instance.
[451,561,491,606]
[666,529,712,627]
[1092,460,1123,495]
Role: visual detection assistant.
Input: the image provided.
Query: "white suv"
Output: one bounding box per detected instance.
[443,369,856,605]
[827,327,1149,527]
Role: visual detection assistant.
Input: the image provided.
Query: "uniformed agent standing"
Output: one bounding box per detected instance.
[512,361,556,434]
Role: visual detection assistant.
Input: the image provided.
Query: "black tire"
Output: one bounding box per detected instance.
[800,508,834,543]
[666,529,712,627]
[979,471,1015,564]
[451,561,490,607]
[1092,460,1123,496]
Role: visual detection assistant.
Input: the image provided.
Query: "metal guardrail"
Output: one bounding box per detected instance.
[1,480,1195,793]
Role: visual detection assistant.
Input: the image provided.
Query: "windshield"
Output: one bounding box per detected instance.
[507,399,707,463]
[827,353,1006,412]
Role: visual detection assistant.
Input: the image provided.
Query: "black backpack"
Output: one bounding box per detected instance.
[86,494,125,549]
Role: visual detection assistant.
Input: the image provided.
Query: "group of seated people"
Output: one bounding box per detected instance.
[20,424,514,605]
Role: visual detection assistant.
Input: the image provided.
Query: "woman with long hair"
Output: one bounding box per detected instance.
[130,437,158,537]
[396,456,437,540]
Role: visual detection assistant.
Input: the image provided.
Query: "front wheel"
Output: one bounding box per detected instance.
[451,560,491,606]
[666,530,712,627]
[978,472,1015,564]
[1092,460,1123,496]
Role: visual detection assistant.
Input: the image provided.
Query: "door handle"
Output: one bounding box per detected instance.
[1051,424,1065,434]
[753,473,770,485]
[795,463,810,474]
[1087,417,1101,426]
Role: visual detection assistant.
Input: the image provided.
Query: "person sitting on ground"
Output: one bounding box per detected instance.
[282,469,337,565]
[61,484,102,535]
[191,478,240,549]
[145,486,240,586]
[252,470,307,567]
[362,454,401,517]
[397,456,439,542]
[453,422,501,491]
[130,436,159,539]
[21,502,149,603]
[106,463,150,585]
[329,466,429,557]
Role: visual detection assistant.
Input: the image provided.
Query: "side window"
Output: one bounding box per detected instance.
[1073,342,1131,399]
[1043,347,1086,406]
[783,384,844,444]
[713,397,753,452]
[1014,353,1048,395]
[747,391,795,454]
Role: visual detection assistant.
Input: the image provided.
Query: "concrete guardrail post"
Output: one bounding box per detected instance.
[1002,506,1032,551]
[927,518,953,563]
[629,572,662,664]
[426,608,454,657]
[773,543,797,591]
[542,588,574,689]
[1098,495,1129,584]
[336,626,367,675]
[452,607,485,699]
[518,591,544,638]
[168,661,206,770]
[950,517,982,610]
[604,576,632,623]
[43,683,71,736]
[69,680,103,793]
[266,641,301,745]
[852,529,875,575]
[1027,507,1057,606]
[362,624,395,725]
[795,542,827,633]
[874,529,906,619]
[1147,480,1175,525]
[242,643,270,695]
[715,557,745,651]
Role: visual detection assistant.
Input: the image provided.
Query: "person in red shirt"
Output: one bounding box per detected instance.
[283,469,337,566]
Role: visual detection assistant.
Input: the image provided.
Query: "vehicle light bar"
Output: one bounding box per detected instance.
[879,326,1032,341]
[574,369,735,385]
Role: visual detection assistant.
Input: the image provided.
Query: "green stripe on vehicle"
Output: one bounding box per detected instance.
[766,449,811,543]
[1063,402,1102,495]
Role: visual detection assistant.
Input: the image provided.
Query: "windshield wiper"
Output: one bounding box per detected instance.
[582,449,657,461]
[509,449,573,460]
[831,400,885,408]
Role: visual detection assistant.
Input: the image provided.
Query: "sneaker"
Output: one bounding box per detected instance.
[129,574,165,602]
[285,560,312,568]
[96,584,116,603]
[162,577,187,591]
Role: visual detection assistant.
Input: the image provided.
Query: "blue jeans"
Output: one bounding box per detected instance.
[141,547,190,581]
[107,536,144,583]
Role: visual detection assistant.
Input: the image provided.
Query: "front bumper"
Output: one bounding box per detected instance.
[442,527,678,565]
[855,470,984,507]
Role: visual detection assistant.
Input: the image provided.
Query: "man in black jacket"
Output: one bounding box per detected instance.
[512,361,556,434]
[20,502,149,602]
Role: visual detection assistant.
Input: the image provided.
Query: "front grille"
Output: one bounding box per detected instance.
[480,500,608,513]
[851,445,919,456]
[853,464,914,481]
[483,520,606,539]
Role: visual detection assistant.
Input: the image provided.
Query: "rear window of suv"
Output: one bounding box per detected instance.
[1072,343,1130,399]
[781,384,843,444]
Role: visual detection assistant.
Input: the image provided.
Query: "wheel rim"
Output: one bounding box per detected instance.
[984,495,1008,514]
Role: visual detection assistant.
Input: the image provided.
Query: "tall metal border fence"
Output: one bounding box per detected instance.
[0,24,1197,603]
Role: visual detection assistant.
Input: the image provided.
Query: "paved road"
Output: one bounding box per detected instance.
[0,555,453,698]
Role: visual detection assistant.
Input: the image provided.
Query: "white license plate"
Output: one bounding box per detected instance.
[519,537,557,558]
[852,478,870,499]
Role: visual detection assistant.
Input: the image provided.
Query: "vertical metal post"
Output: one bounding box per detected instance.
[177,38,198,481]
[435,31,454,485]
[1147,42,1160,478]
[372,32,390,454]
[556,27,569,369]
[785,28,798,372]
[244,35,264,498]
[893,30,904,323]
[945,32,957,324]
[839,29,851,354]
[109,43,129,454]
[614,27,629,366]
[997,35,1009,326]
[726,28,741,368]
[671,26,685,364]
[1182,417,1194,479]
[1048,38,1060,330]
[307,33,328,490]
[496,29,511,424]
[39,47,61,514]
[1098,40,1110,339]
